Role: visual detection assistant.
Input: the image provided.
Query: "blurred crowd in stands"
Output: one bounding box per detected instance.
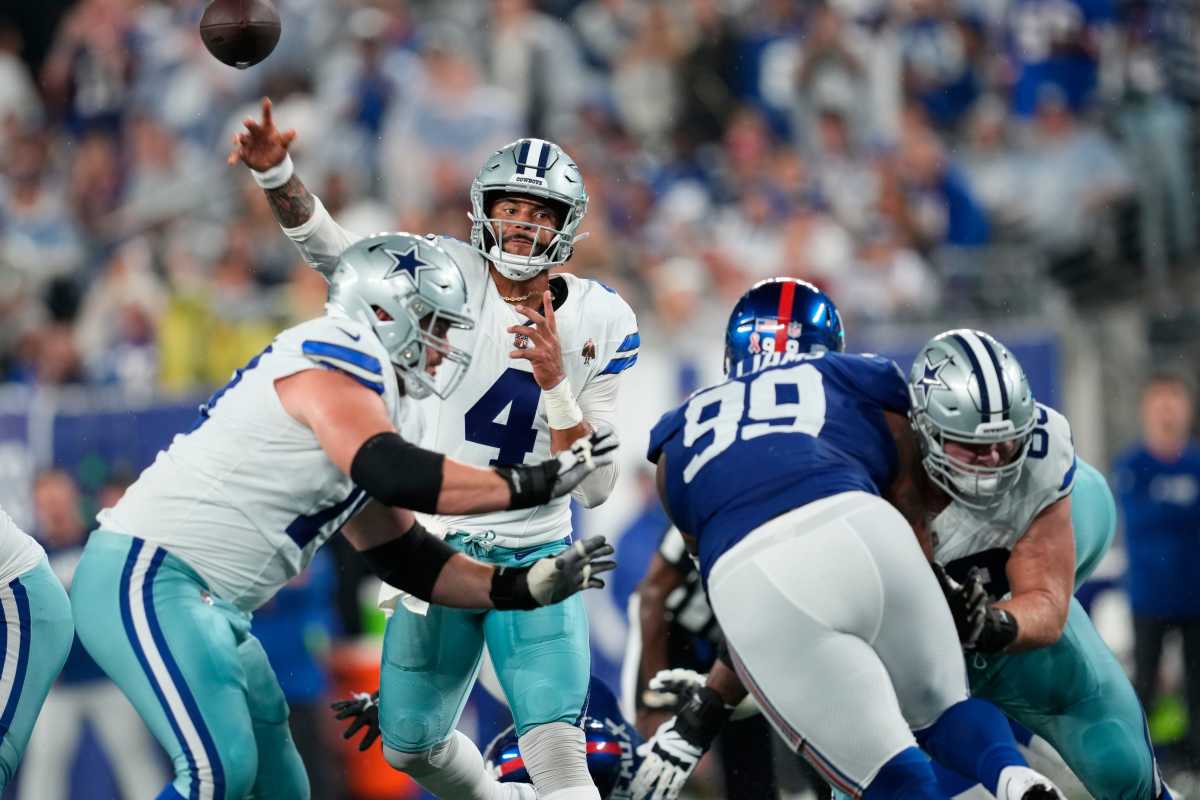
[1,0,1196,396]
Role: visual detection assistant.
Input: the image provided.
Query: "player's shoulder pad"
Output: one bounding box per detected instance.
[562,273,640,377]
[282,315,388,395]
[823,351,910,414]
[647,401,687,465]
[1028,403,1077,498]
[430,235,488,287]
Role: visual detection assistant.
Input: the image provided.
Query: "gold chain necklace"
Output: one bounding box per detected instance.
[500,291,535,303]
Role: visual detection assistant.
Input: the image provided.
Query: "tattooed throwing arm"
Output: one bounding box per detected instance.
[227,97,362,276]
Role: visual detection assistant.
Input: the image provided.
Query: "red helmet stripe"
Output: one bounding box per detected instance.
[499,756,526,776]
[775,280,796,350]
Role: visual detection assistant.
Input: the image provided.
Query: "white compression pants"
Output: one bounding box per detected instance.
[707,491,969,796]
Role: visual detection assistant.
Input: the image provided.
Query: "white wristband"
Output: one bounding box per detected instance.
[544,377,584,430]
[251,153,294,189]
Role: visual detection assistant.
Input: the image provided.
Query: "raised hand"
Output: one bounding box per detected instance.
[227,96,296,171]
[509,291,565,390]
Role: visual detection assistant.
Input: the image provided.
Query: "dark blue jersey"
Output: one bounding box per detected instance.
[647,350,909,582]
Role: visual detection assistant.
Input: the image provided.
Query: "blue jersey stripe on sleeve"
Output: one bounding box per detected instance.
[616,332,640,353]
[302,340,382,375]
[600,354,638,375]
[338,371,386,395]
[1059,456,1078,491]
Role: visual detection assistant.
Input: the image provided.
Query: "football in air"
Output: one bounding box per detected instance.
[200,0,282,70]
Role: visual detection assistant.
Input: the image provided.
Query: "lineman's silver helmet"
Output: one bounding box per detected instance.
[908,329,1037,508]
[328,233,473,399]
[469,138,588,281]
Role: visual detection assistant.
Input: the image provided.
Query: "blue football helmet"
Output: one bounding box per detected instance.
[724,277,844,374]
[484,678,639,799]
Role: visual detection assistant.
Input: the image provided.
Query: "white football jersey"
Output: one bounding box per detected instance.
[421,237,637,547]
[99,315,422,612]
[0,504,46,586]
[282,205,638,549]
[930,403,1077,598]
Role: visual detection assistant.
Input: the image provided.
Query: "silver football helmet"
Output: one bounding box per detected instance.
[328,233,473,399]
[468,138,588,281]
[908,329,1037,509]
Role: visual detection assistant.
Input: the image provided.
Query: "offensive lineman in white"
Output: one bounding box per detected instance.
[231,98,638,800]
[70,231,617,800]
[0,506,73,791]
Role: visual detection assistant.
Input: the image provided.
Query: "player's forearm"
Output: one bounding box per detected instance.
[549,420,591,454]
[437,459,514,514]
[428,553,499,608]
[995,590,1068,650]
[706,657,750,708]
[637,590,673,690]
[265,174,316,229]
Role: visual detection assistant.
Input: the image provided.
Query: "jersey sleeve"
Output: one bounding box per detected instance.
[1024,404,1077,518]
[281,195,366,279]
[276,317,388,395]
[587,280,640,381]
[647,405,686,464]
[825,353,910,414]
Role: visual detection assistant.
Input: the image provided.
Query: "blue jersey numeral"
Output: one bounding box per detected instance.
[464,368,542,466]
[1027,406,1050,459]
[190,345,273,431]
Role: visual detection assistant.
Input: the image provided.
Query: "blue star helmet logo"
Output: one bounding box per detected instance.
[383,245,427,280]
[918,355,951,392]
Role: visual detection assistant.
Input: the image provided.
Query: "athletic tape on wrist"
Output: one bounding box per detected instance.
[251,153,294,189]
[543,377,583,430]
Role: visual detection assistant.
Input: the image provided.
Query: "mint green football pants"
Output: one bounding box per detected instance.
[0,558,73,790]
[380,533,591,753]
[967,459,1161,800]
[70,531,309,800]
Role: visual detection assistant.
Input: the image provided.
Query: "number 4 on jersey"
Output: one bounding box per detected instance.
[464,368,542,466]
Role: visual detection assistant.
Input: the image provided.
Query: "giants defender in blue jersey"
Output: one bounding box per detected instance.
[641,278,1060,800]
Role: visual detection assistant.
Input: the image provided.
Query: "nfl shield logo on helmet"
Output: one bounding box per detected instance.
[787,321,804,339]
[582,338,596,364]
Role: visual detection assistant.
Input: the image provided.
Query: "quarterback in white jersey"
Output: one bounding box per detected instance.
[232,98,636,800]
[0,506,73,791]
[71,231,617,800]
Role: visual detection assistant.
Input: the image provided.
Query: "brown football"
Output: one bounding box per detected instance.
[199,0,281,70]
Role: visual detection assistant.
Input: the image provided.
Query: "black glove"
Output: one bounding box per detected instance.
[330,690,380,751]
[933,564,1019,653]
[490,535,616,610]
[498,424,619,509]
[972,603,1019,653]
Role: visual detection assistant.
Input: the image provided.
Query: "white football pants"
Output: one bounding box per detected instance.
[708,491,969,795]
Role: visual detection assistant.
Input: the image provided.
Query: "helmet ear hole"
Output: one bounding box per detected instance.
[371,305,394,322]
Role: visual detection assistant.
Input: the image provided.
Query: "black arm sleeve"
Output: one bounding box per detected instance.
[357,518,457,601]
[350,432,445,513]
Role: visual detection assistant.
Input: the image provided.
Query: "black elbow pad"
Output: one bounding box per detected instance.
[350,432,445,513]
[359,518,457,601]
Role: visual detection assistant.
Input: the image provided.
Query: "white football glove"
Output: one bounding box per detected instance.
[631,683,734,800]
[631,715,705,800]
